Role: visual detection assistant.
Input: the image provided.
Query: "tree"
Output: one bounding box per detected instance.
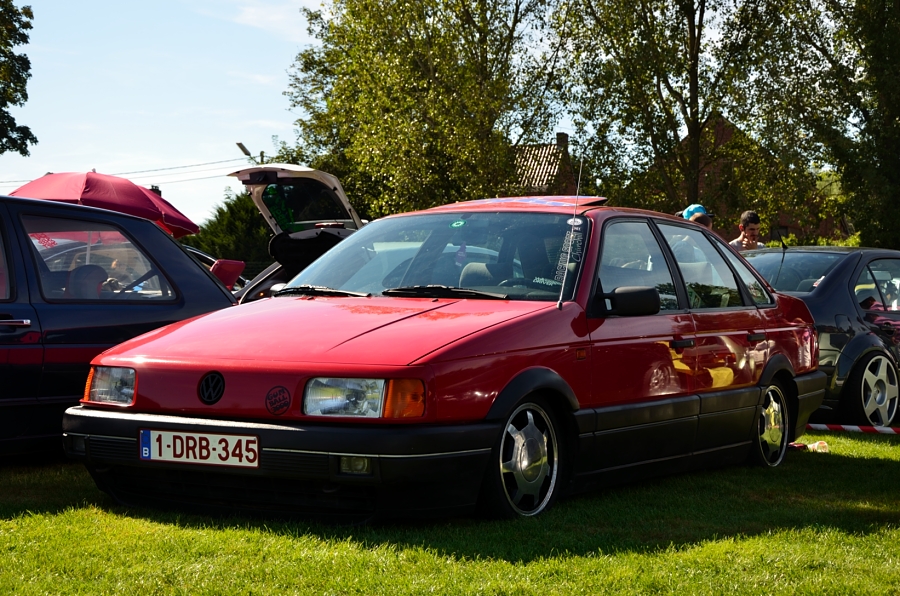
[183,191,273,277]
[751,0,900,248]
[287,0,562,217]
[0,1,37,156]
[560,0,820,231]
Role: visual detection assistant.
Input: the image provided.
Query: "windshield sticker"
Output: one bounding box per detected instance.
[555,230,584,283]
[567,218,584,227]
[450,220,466,228]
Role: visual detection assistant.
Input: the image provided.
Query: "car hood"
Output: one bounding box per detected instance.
[101,297,554,366]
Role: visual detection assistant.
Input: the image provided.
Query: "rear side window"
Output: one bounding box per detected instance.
[22,215,175,301]
[0,221,8,300]
[658,223,743,309]
[858,259,900,311]
[719,240,773,305]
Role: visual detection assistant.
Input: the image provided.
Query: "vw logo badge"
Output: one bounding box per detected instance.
[198,371,225,405]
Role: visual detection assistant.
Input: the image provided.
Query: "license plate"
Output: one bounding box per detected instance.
[139,429,259,468]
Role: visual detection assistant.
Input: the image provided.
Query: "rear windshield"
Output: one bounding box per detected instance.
[262,179,357,232]
[743,251,844,292]
[289,211,588,301]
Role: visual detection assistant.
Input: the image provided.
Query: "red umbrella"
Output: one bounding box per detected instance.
[10,171,200,238]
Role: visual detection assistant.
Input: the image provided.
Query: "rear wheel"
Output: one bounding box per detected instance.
[752,381,790,467]
[845,352,899,427]
[481,397,563,518]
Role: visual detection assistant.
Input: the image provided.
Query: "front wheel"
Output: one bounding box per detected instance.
[481,398,563,518]
[751,381,790,467]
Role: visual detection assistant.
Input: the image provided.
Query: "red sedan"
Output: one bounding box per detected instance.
[63,197,826,519]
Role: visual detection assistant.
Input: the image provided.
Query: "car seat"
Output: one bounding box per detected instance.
[64,264,108,299]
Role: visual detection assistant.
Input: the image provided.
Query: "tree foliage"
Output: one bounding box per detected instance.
[287,0,562,217]
[750,0,900,248]
[183,191,273,276]
[0,1,37,156]
[559,0,822,233]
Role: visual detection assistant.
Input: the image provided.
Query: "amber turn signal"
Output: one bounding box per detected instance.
[83,367,95,403]
[383,379,426,418]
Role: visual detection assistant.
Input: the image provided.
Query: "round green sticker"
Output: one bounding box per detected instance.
[450,220,466,228]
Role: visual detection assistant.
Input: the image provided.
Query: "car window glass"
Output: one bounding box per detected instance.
[598,220,678,310]
[719,241,773,305]
[859,259,900,312]
[742,250,844,292]
[22,215,175,301]
[292,212,585,301]
[658,223,743,309]
[261,179,356,232]
[0,223,8,300]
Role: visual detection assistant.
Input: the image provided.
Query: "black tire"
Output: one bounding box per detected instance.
[844,352,899,427]
[481,397,564,518]
[751,381,790,467]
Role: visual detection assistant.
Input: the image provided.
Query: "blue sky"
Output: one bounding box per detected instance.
[0,0,318,225]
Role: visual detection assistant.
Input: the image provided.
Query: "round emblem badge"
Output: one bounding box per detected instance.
[265,386,291,415]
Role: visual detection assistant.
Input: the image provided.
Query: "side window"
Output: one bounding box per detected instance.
[22,215,175,301]
[858,259,900,311]
[658,223,743,309]
[0,225,8,301]
[599,220,678,310]
[719,240,773,305]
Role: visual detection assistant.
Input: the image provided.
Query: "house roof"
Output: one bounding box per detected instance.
[516,144,567,193]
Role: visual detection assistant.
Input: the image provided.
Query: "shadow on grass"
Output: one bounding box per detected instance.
[3,434,899,562]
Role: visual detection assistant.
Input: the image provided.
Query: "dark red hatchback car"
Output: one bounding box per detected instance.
[63,198,825,519]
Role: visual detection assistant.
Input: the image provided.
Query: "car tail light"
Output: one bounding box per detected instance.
[383,379,425,418]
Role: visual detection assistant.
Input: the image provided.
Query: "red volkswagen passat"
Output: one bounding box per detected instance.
[63,197,825,519]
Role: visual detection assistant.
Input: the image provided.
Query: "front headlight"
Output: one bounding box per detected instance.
[304,378,426,418]
[84,366,136,405]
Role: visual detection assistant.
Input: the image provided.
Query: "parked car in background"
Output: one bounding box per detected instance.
[183,245,248,292]
[743,246,900,427]
[64,197,825,519]
[0,195,237,456]
[226,164,365,303]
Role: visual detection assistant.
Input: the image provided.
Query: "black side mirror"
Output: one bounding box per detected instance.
[599,286,661,316]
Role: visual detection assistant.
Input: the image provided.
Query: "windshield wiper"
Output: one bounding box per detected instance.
[382,285,508,299]
[275,285,371,298]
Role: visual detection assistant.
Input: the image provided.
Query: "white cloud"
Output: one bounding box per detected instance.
[189,0,321,44]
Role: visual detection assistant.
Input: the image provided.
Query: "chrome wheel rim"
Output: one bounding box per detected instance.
[860,354,899,426]
[499,403,558,516]
[758,385,787,466]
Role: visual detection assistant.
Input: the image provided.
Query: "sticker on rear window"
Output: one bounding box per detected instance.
[450,220,466,228]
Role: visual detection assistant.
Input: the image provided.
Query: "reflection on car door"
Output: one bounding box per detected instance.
[0,208,44,447]
[658,224,769,453]
[587,219,698,472]
[855,258,900,362]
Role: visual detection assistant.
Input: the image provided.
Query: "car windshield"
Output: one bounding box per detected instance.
[743,250,845,292]
[288,211,588,301]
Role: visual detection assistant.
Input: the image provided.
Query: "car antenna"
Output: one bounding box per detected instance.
[557,157,585,310]
[775,227,788,251]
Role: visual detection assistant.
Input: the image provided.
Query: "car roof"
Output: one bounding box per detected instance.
[744,246,900,257]
[423,196,609,215]
[1,193,151,223]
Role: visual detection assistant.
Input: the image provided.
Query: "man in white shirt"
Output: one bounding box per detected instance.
[730,210,766,251]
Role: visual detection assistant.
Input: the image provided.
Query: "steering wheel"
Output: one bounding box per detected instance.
[117,269,157,294]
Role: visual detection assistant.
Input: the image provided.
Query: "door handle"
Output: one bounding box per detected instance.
[0,319,31,327]
[747,333,766,342]
[670,339,695,349]
[880,321,896,334]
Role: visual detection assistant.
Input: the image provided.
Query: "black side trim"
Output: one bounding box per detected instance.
[485,368,579,420]
[593,395,699,432]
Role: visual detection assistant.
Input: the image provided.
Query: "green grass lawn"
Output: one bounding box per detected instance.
[1,431,899,595]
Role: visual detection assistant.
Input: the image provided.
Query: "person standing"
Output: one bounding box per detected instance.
[730,210,765,251]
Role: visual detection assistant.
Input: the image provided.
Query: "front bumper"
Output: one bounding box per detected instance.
[63,406,498,519]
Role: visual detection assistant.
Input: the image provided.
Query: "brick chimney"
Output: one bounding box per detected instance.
[556,132,569,150]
